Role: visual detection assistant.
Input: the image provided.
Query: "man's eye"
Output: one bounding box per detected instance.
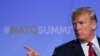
[79,22,84,24]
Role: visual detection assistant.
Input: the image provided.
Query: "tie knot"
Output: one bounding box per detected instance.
[87,42,93,46]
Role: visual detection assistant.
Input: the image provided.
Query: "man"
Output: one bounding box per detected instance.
[25,7,100,56]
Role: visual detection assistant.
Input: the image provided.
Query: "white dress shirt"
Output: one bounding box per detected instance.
[81,35,100,56]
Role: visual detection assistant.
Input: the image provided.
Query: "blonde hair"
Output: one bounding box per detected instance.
[72,7,97,23]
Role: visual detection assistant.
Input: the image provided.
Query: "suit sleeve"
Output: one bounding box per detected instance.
[52,48,57,56]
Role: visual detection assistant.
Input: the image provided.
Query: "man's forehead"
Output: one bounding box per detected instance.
[73,13,90,22]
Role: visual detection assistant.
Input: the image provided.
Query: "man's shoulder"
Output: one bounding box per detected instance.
[52,39,80,56]
[97,37,100,40]
[55,39,79,51]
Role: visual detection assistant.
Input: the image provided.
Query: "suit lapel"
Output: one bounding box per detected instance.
[72,40,85,56]
[97,37,100,47]
[71,37,100,56]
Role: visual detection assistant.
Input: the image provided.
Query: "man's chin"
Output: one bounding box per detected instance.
[77,37,86,42]
[78,39,86,42]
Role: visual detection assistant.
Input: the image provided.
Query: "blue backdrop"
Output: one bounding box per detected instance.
[0,0,100,56]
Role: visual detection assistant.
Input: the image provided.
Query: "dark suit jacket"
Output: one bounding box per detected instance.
[52,37,100,56]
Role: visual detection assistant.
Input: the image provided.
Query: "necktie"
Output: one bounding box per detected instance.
[87,42,96,56]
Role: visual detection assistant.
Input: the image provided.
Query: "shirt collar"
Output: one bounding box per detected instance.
[81,35,99,49]
[91,35,99,49]
[80,34,96,45]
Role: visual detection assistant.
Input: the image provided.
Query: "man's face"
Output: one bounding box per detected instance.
[72,13,96,42]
